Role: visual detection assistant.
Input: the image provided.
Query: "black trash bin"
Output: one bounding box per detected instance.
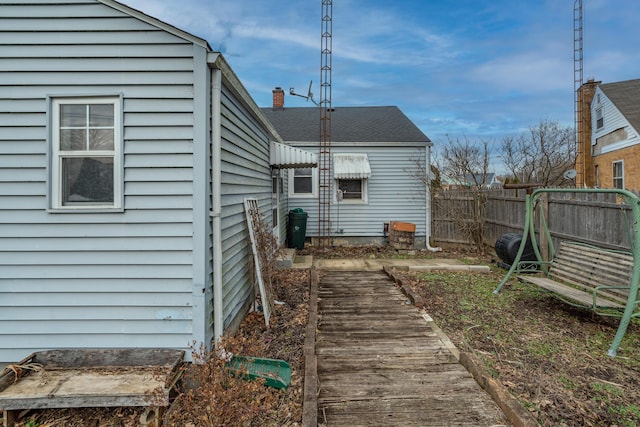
[287,208,308,249]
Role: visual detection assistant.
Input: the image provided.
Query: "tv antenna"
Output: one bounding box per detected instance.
[289,81,318,106]
[574,0,584,185]
[318,0,333,248]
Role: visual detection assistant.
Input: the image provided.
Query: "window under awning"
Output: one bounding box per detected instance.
[333,153,371,179]
[270,141,317,169]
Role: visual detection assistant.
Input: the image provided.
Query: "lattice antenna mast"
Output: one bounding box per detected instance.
[318,0,333,247]
[574,0,584,185]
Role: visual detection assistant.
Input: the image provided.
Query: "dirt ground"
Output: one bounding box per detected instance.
[5,269,310,427]
[7,245,640,426]
[391,251,640,427]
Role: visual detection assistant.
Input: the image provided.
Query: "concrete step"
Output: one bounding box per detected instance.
[276,248,313,269]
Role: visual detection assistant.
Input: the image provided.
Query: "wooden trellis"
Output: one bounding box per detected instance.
[243,198,273,326]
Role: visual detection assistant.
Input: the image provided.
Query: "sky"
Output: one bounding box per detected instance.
[123,0,640,162]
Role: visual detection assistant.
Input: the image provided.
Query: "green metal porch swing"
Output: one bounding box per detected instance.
[494,187,640,357]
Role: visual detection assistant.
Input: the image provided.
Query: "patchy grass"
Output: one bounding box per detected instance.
[398,265,640,427]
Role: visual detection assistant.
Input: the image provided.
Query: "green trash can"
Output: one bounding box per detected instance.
[287,208,308,249]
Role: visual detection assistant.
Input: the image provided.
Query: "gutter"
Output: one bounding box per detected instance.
[425,144,441,252]
[209,58,224,343]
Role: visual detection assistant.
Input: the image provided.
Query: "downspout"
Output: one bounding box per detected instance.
[425,144,441,252]
[210,64,224,343]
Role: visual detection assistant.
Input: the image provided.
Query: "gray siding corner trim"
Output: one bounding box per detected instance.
[191,45,213,350]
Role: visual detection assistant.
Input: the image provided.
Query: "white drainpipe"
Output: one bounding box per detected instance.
[210,64,224,343]
[425,144,441,252]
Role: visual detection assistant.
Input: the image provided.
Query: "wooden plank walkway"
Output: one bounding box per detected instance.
[315,270,508,426]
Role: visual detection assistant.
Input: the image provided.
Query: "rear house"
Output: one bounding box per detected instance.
[262,89,434,247]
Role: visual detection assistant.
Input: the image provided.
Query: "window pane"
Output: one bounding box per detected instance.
[62,157,114,205]
[60,129,86,151]
[294,177,312,193]
[339,179,363,199]
[613,162,622,177]
[294,168,312,177]
[89,129,114,150]
[613,162,624,189]
[596,108,604,129]
[60,104,86,127]
[89,104,114,127]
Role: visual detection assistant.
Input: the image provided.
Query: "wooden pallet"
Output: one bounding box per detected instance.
[0,349,184,427]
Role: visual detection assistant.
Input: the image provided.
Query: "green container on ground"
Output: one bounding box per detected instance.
[225,355,291,389]
[287,208,308,249]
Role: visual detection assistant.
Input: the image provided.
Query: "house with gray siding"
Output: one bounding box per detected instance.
[262,89,434,247]
[0,0,314,363]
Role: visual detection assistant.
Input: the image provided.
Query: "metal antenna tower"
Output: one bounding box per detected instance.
[574,0,584,185]
[318,0,332,247]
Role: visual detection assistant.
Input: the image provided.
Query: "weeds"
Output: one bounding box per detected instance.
[403,266,640,427]
[165,337,281,426]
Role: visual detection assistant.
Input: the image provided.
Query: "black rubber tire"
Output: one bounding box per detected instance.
[495,233,536,265]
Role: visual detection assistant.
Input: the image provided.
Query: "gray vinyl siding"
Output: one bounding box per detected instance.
[592,89,640,153]
[219,83,273,330]
[289,146,427,239]
[0,1,199,362]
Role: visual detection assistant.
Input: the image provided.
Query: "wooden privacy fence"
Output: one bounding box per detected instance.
[432,189,633,253]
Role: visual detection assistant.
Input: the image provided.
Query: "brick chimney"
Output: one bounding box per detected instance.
[272,87,284,110]
[576,78,601,187]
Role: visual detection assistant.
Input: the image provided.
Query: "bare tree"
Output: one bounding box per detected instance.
[501,119,575,186]
[441,136,491,188]
[439,136,492,254]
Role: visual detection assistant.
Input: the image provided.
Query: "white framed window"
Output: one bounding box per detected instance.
[288,167,317,198]
[336,178,368,203]
[612,160,624,190]
[50,96,122,210]
[595,106,604,130]
[332,153,371,204]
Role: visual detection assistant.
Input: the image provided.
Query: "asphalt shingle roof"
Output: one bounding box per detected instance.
[261,106,431,144]
[600,78,640,135]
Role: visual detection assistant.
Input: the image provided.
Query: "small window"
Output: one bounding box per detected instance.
[272,207,278,228]
[50,97,121,210]
[596,107,604,130]
[612,161,624,190]
[337,178,367,203]
[594,165,600,188]
[289,167,316,197]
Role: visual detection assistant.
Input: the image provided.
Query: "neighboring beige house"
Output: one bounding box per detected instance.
[576,78,640,191]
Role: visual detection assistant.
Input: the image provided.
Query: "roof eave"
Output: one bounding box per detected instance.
[208,53,283,143]
[98,0,211,49]
[288,140,432,148]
